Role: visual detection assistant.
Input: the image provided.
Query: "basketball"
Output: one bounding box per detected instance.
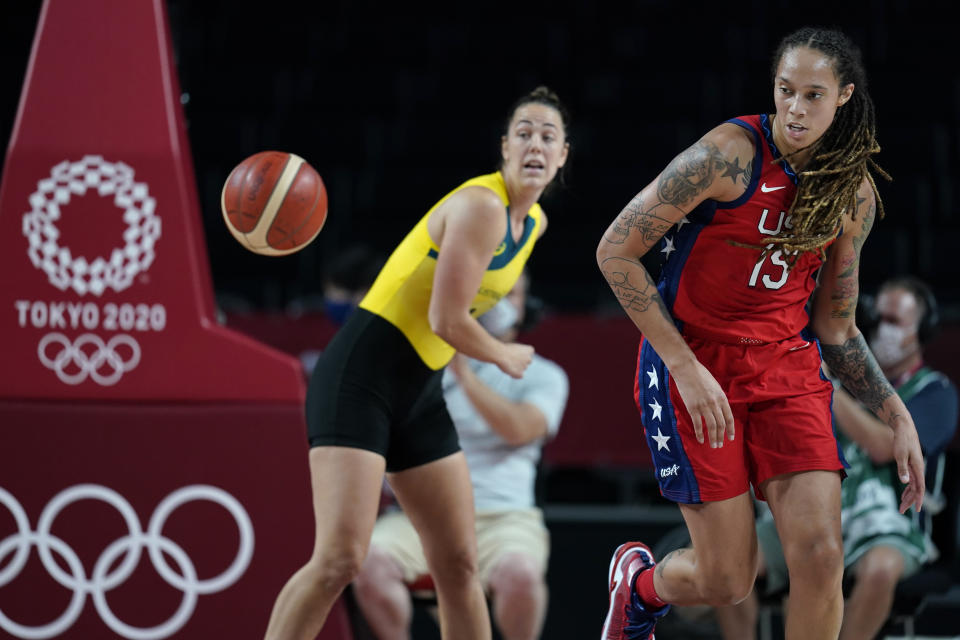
[221,150,327,256]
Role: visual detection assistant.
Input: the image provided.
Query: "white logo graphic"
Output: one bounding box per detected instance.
[37,332,141,385]
[760,183,786,193]
[660,464,680,478]
[0,484,254,640]
[22,156,162,296]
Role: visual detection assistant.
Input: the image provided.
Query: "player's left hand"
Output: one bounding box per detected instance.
[893,419,925,514]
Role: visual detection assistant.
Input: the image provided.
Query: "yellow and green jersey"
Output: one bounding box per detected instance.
[359,171,542,369]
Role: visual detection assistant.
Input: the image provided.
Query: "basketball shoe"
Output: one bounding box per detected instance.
[601,541,671,639]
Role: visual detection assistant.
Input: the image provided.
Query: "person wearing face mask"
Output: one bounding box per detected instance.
[352,270,569,640]
[712,276,958,640]
[290,244,387,378]
[840,276,958,488]
[826,276,958,640]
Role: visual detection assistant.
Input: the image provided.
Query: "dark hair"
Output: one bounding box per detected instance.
[503,86,571,136]
[502,86,571,189]
[879,276,940,344]
[765,27,890,263]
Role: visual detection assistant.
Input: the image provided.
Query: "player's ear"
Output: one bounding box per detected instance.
[837,83,854,107]
[558,141,570,168]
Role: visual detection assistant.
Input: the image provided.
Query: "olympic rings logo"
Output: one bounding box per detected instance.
[0,484,254,640]
[37,332,141,386]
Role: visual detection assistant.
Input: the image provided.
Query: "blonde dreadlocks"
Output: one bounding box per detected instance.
[752,27,891,265]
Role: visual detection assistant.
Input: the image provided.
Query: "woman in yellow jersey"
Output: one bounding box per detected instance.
[264,86,570,640]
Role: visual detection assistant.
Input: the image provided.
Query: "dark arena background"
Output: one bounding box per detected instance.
[0,1,958,639]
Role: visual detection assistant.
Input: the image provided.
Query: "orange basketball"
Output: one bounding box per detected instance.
[221,150,328,256]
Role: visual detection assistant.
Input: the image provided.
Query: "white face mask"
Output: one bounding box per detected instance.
[869,322,913,368]
[478,298,519,337]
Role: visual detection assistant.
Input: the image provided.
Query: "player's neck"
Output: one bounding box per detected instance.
[502,175,542,220]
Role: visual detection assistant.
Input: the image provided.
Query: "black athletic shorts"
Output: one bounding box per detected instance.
[305,308,460,472]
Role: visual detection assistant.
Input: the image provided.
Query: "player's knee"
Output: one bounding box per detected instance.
[308,542,366,593]
[785,534,843,586]
[427,545,479,589]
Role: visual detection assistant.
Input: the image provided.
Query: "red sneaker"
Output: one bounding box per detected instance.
[601,542,671,639]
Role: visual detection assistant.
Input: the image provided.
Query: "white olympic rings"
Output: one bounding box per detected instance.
[37,332,141,386]
[0,484,254,640]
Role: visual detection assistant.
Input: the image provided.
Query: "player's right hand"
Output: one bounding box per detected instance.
[498,343,534,379]
[670,359,735,448]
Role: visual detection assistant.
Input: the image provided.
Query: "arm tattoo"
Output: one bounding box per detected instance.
[830,275,859,318]
[603,194,675,246]
[853,201,875,255]
[830,201,875,318]
[599,256,671,316]
[820,333,895,416]
[657,140,725,206]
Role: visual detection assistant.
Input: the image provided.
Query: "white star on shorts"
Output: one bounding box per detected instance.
[652,428,671,451]
[647,366,659,390]
[648,398,663,422]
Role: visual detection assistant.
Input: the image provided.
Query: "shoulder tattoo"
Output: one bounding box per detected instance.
[657,140,729,206]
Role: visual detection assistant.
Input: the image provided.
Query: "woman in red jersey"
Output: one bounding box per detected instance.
[597,27,925,640]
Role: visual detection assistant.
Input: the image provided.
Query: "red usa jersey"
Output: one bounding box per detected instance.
[658,114,826,343]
